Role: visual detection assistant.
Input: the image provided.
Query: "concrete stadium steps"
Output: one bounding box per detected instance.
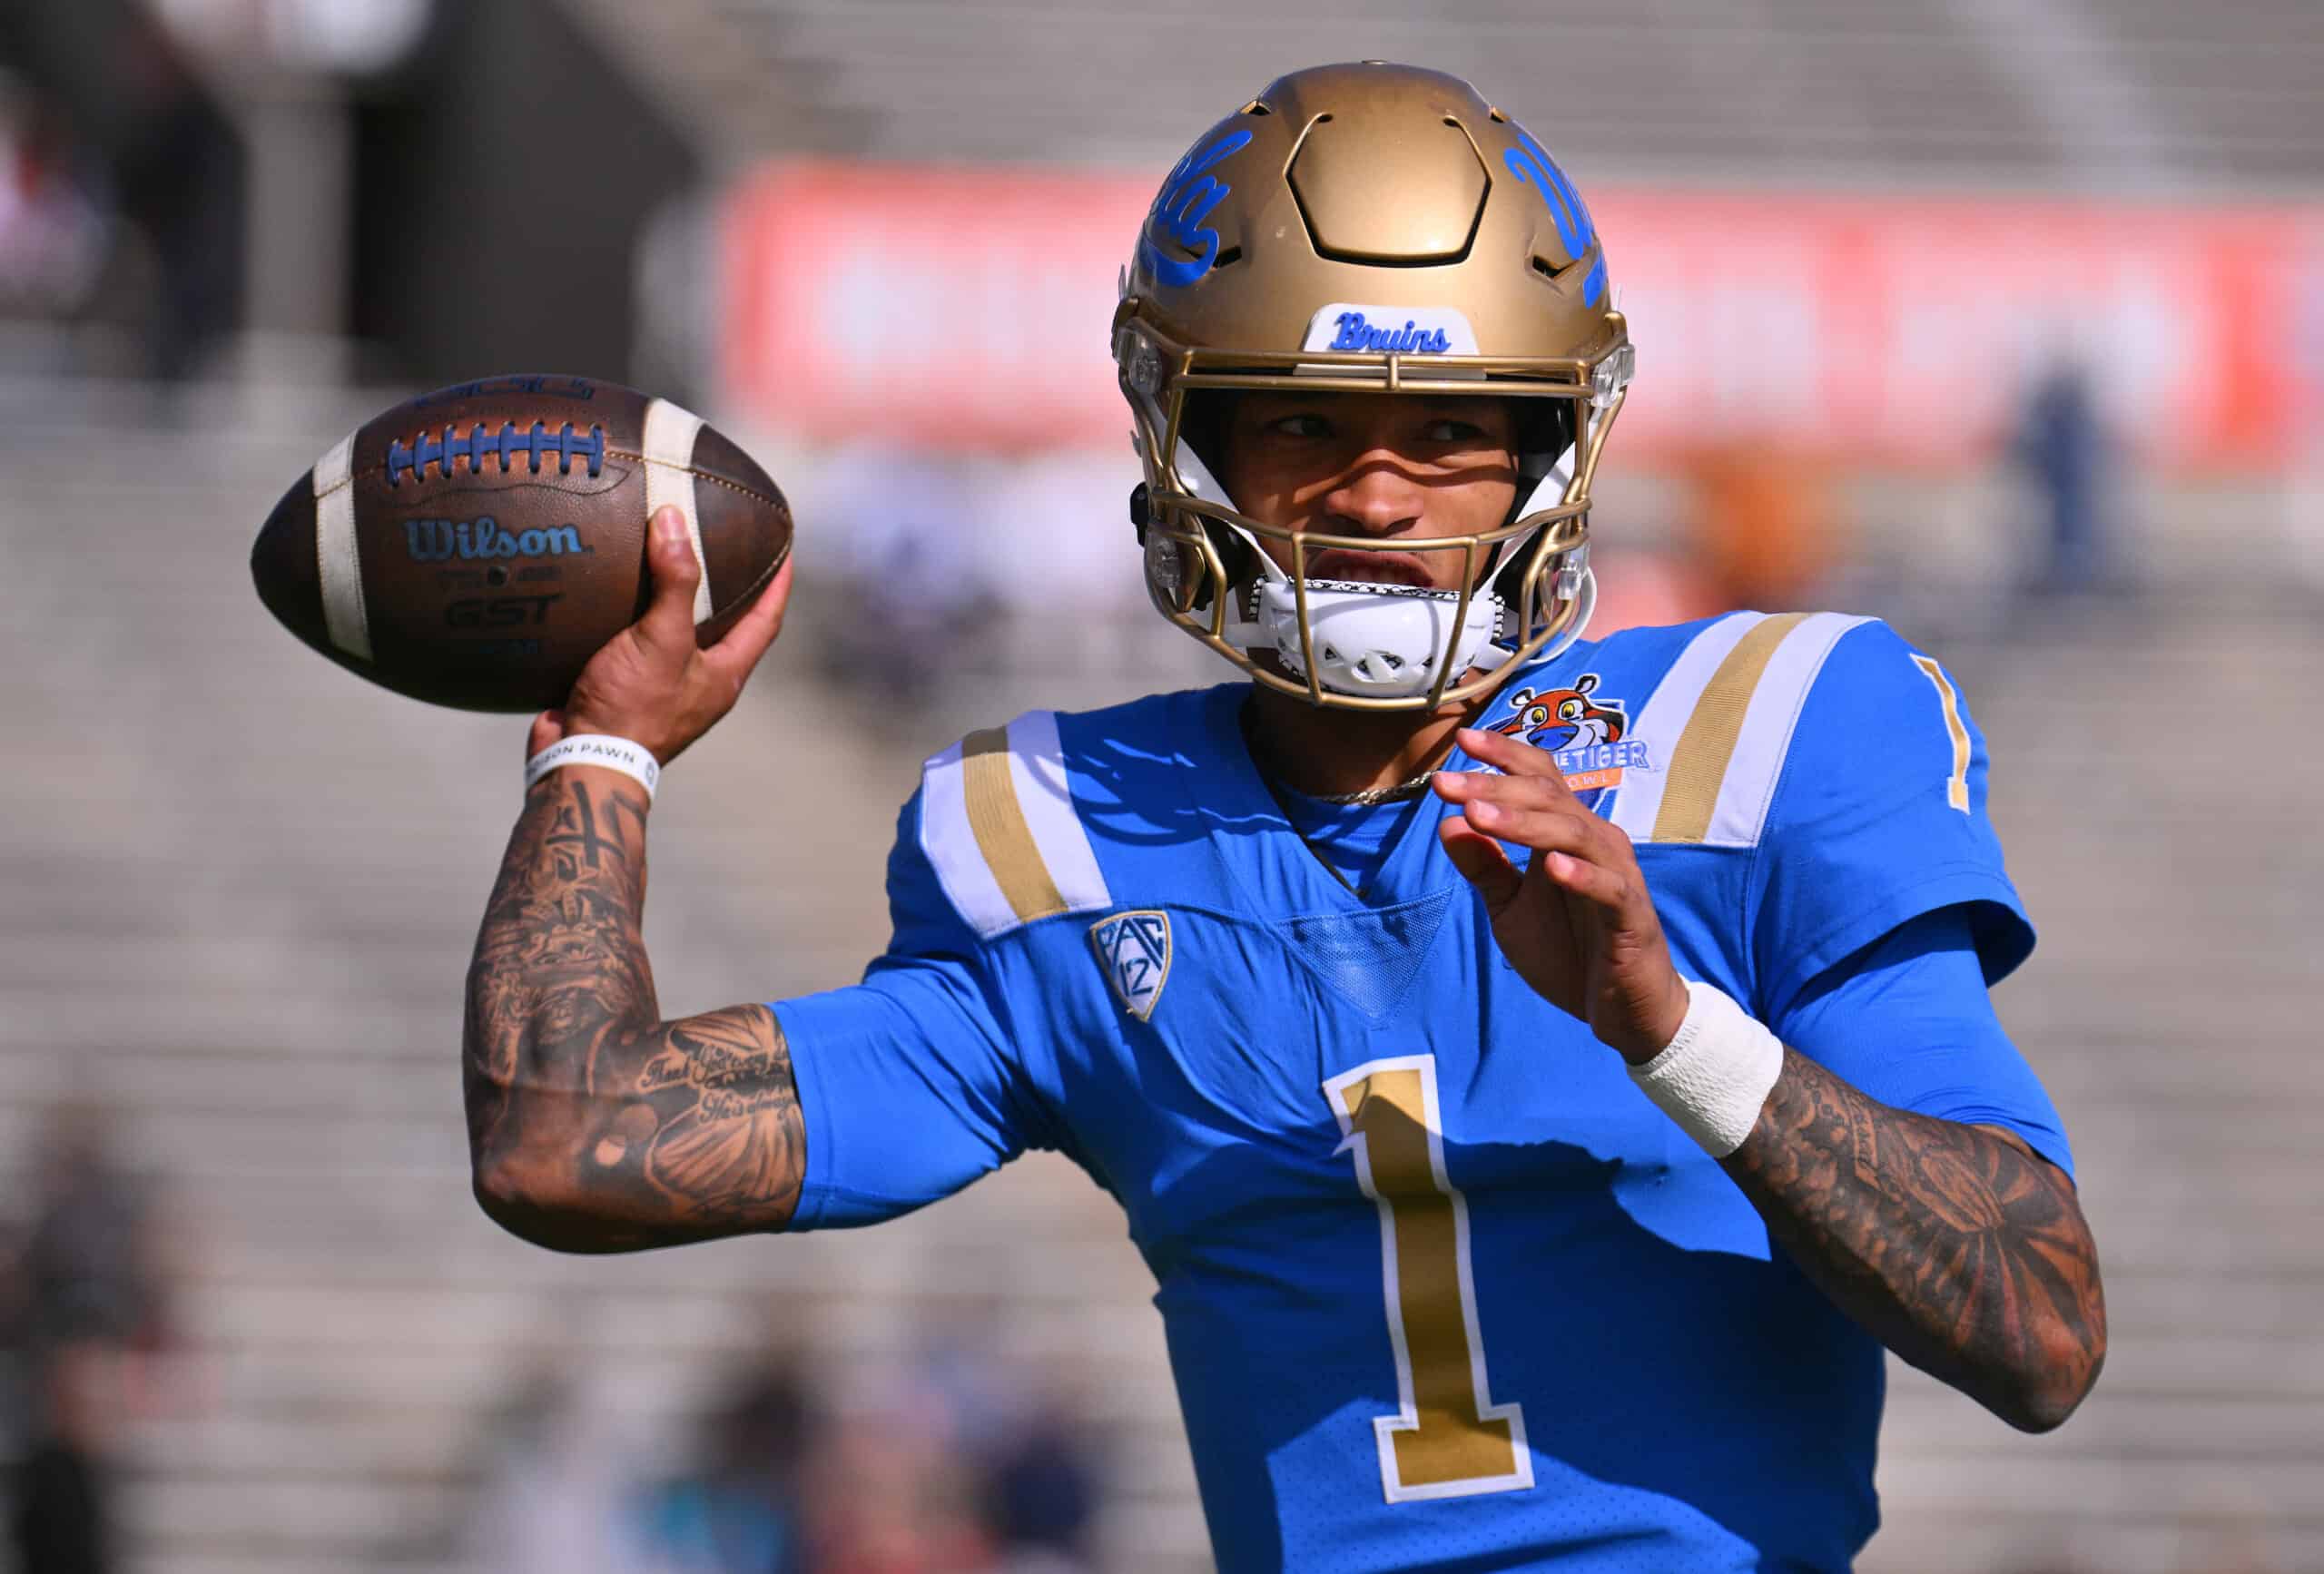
[1861,595,2324,1571]
[0,377,1203,1574]
[4,375,2320,1570]
[580,0,2324,188]
[687,0,2053,173]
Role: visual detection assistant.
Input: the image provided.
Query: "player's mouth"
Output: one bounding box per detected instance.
[1302,549,1443,591]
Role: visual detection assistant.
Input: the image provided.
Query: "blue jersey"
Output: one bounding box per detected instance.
[773,611,2072,1573]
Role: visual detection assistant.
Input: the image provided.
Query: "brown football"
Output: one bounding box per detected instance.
[251,373,791,713]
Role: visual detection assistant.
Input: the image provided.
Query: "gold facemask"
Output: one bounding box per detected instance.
[1115,62,1633,711]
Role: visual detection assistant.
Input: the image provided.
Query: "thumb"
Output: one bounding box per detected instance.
[527,708,566,759]
[1439,817,1524,910]
[634,506,702,656]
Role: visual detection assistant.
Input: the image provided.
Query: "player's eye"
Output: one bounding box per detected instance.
[1422,418,1489,443]
[1265,414,1334,439]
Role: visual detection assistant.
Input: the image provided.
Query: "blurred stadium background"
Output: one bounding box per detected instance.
[1,0,2319,1570]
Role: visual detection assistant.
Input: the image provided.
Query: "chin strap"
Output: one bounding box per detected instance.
[1472,557,1596,674]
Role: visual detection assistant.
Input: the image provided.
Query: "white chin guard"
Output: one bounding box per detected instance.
[1165,436,1593,703]
[1244,578,1503,699]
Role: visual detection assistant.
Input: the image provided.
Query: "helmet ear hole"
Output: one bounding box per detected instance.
[1516,401,1575,467]
[1177,391,1237,481]
[1200,518,1256,604]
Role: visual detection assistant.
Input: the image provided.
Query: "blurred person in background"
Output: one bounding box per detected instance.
[805,1380,993,1574]
[4,1107,181,1574]
[1680,443,1839,613]
[0,0,242,378]
[460,63,2104,1572]
[809,448,1007,712]
[899,1324,1103,1574]
[456,1362,655,1574]
[2012,359,2119,600]
[971,1395,1101,1574]
[633,1357,812,1574]
[0,74,110,324]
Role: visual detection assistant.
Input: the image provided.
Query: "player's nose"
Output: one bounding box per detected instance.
[1319,457,1426,538]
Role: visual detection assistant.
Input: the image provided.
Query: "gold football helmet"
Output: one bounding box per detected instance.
[1115,62,1633,710]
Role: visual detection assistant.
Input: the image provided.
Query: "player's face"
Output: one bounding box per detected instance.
[1217,393,1521,591]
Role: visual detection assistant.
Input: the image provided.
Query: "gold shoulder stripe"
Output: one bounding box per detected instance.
[1649,611,1811,844]
[960,727,1070,923]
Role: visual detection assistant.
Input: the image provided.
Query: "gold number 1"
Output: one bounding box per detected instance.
[1325,1055,1533,1502]
[1909,654,1973,812]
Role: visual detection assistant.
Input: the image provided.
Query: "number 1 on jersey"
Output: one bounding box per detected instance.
[1910,654,1973,812]
[1325,1055,1533,1502]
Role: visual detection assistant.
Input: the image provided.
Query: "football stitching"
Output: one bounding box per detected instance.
[621,454,789,514]
[712,536,792,616]
[385,421,607,485]
[334,457,786,514]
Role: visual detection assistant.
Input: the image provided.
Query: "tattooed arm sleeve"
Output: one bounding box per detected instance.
[1718,916,2104,1431]
[1723,1055,2104,1431]
[463,767,803,1251]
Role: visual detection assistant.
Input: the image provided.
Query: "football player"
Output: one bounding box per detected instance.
[464,64,2104,1572]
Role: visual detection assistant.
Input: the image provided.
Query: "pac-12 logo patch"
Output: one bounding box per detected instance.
[1089,910,1172,1020]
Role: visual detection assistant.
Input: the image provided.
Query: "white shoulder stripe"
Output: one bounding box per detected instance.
[640,398,714,625]
[918,710,1110,941]
[1705,612,1874,847]
[1607,612,1765,842]
[921,737,1017,939]
[311,429,370,661]
[1003,710,1111,912]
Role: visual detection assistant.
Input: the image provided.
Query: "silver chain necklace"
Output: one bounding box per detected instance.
[1237,702,1445,808]
[1308,770,1441,806]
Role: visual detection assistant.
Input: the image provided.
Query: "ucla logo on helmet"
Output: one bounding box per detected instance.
[1141,129,1252,288]
[1090,910,1173,1020]
[1502,126,1606,306]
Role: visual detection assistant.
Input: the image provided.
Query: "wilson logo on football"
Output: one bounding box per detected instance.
[401,516,588,564]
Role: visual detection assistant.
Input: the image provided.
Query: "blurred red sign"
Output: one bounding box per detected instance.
[722,161,2323,470]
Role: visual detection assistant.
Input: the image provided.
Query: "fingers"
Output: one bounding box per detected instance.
[1448,803,1640,930]
[633,506,704,657]
[702,555,794,688]
[1435,735,1644,923]
[527,708,566,759]
[1457,724,1579,792]
[1537,848,1631,911]
[1437,817,1523,909]
[1434,769,1604,860]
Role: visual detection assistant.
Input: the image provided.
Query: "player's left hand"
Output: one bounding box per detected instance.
[1433,726,1690,1065]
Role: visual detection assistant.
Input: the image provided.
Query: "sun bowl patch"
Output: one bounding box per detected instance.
[1483,674,1649,789]
[1475,672,1652,813]
[1090,910,1173,1020]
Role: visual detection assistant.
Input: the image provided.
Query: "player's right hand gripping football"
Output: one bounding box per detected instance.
[529,506,793,765]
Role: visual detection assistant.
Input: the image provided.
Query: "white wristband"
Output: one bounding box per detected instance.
[524,734,660,802]
[1627,979,1784,1157]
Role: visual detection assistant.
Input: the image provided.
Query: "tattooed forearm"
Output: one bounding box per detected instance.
[463,772,804,1251]
[1725,1048,2105,1431]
